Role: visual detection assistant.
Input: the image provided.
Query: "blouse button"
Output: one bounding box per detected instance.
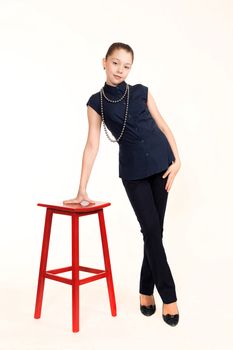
[141,139,144,143]
[145,152,149,156]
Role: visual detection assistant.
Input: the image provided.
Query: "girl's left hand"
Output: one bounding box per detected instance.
[162,159,181,192]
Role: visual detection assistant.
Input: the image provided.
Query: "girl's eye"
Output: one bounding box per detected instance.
[113,62,117,64]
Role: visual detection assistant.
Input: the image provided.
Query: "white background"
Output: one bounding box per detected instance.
[0,0,232,349]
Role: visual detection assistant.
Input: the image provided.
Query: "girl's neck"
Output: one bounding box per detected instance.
[106,81,118,87]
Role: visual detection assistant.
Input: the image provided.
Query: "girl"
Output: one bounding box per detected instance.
[63,42,181,327]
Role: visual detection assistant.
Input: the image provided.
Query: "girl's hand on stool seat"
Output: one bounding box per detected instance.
[162,159,181,192]
[63,190,96,206]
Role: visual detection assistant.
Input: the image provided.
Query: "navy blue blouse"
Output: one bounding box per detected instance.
[86,80,175,180]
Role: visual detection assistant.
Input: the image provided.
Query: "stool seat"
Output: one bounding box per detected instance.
[37,201,111,213]
[34,200,117,332]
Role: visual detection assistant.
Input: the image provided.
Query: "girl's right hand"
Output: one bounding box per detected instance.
[63,191,96,205]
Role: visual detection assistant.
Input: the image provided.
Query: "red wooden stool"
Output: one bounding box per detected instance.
[34,201,117,332]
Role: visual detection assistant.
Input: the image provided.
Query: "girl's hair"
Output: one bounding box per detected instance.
[105,42,134,63]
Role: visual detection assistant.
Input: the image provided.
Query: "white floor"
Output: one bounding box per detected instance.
[1,258,232,350]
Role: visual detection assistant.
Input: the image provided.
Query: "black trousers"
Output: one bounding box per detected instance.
[121,170,177,304]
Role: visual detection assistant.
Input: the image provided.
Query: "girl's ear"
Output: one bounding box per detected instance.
[102,57,106,70]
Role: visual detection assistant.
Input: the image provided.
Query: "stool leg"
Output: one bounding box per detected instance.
[98,209,117,317]
[34,208,53,319]
[71,214,80,332]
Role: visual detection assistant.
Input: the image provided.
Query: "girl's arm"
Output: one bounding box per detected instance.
[147,90,181,192]
[63,106,102,205]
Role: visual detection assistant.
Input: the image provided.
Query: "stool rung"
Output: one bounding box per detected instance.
[45,271,107,285]
[45,273,72,285]
[47,265,106,275]
[79,272,107,285]
[47,266,72,274]
[79,266,106,274]
[45,266,107,285]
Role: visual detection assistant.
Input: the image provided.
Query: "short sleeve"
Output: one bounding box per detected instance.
[135,84,148,103]
[141,84,148,102]
[86,93,101,116]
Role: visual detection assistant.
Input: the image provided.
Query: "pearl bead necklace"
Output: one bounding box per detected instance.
[100,83,130,142]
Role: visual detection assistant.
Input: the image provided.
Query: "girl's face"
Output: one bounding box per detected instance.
[102,49,133,86]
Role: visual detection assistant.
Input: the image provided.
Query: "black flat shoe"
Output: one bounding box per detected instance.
[162,313,179,326]
[140,295,156,316]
